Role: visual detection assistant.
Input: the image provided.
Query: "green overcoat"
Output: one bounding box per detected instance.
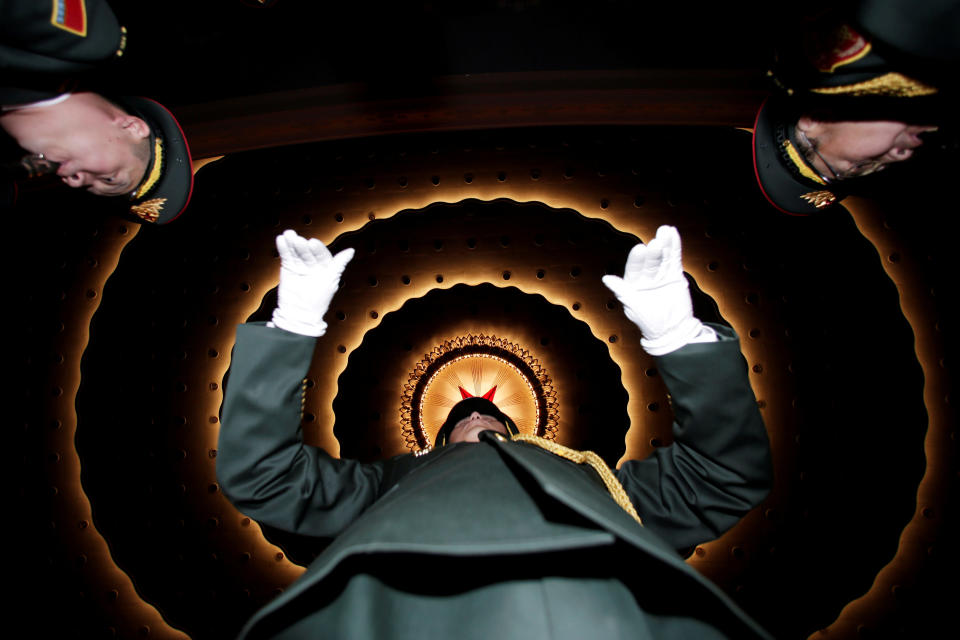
[218,323,773,639]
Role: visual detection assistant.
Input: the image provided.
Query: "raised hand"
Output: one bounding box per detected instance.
[601,225,708,356]
[271,229,355,337]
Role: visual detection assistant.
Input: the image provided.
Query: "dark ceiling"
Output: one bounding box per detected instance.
[109,0,793,105]
[10,1,958,639]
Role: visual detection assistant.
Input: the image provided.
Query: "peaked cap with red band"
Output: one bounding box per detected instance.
[752,96,847,216]
[116,96,194,224]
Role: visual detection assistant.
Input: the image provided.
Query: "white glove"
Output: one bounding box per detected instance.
[270,229,355,337]
[601,225,714,356]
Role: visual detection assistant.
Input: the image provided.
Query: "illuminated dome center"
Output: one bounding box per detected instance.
[401,334,558,450]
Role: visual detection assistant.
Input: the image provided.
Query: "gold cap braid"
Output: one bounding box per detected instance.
[811,72,937,98]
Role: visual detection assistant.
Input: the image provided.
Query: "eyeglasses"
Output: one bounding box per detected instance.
[20,153,60,178]
[796,129,840,183]
[796,130,887,182]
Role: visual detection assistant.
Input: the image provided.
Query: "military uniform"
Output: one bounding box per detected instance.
[218,323,773,639]
[0,0,192,222]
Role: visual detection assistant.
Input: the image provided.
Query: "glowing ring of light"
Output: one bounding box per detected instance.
[400,334,558,450]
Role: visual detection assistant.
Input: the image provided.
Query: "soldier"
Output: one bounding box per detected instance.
[1,0,192,222]
[752,0,958,214]
[217,227,773,639]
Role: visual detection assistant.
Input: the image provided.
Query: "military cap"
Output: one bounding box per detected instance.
[751,96,849,216]
[116,96,194,224]
[435,398,520,447]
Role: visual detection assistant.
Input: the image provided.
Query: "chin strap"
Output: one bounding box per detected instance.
[510,433,643,527]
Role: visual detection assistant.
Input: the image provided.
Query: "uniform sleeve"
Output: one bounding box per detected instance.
[615,325,772,551]
[217,323,395,537]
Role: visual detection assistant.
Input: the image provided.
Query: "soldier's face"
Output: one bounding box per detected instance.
[448,411,509,443]
[798,118,937,180]
[51,119,150,196]
[0,93,150,196]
